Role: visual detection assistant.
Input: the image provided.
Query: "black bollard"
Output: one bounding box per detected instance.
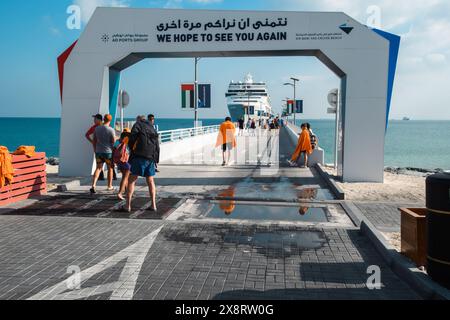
[426,173,450,289]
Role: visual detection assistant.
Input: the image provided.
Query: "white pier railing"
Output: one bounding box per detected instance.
[116,121,220,144]
[159,125,220,143]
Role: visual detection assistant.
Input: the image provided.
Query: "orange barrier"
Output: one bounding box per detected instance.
[0,152,47,206]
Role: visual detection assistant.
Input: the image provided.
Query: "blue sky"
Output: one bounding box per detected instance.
[0,0,449,120]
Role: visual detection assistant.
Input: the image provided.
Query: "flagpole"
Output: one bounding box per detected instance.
[194,57,199,128]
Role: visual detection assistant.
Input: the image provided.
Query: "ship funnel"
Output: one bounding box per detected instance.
[245,73,254,84]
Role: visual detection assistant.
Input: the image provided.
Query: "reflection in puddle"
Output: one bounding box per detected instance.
[297,188,317,200]
[218,187,236,215]
[216,177,334,201]
[299,207,309,216]
[208,203,329,222]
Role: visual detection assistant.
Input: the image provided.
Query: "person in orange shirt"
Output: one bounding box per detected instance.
[216,117,237,166]
[288,123,313,168]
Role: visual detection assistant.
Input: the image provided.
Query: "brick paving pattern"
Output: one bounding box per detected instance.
[0,215,420,300]
[354,202,423,232]
[0,195,182,221]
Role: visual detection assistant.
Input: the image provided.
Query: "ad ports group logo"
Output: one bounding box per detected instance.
[101,34,109,43]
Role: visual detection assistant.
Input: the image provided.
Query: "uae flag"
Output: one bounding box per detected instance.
[181,84,195,109]
[287,100,295,114]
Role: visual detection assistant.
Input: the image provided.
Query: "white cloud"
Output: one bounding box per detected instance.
[49,27,62,36]
[73,0,130,24]
[278,0,450,119]
[164,0,183,9]
[42,15,61,37]
[425,53,447,65]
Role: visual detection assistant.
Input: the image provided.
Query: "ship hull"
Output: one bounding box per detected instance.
[228,104,247,122]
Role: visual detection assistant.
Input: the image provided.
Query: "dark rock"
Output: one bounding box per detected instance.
[46,157,60,166]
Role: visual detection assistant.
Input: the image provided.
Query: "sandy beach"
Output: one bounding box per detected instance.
[323,167,426,203]
[45,165,59,191]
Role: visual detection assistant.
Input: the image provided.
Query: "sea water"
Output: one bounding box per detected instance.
[0,118,449,170]
[297,119,450,170]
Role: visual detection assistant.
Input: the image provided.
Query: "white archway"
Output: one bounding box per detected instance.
[57,8,400,182]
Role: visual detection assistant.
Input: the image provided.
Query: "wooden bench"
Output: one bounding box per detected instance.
[0,152,47,206]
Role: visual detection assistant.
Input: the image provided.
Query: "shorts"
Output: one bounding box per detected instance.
[222,143,233,152]
[118,162,131,172]
[130,157,156,177]
[96,153,113,166]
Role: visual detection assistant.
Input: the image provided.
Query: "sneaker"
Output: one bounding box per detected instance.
[288,160,298,167]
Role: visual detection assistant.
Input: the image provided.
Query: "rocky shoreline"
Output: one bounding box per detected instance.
[46,157,59,166]
[384,166,449,177]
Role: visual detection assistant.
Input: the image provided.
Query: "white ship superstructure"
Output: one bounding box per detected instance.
[225,74,273,122]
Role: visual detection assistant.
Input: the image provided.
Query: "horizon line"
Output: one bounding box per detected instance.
[1,116,450,121]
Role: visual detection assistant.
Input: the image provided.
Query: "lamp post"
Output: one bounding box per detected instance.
[282,98,290,123]
[194,57,202,128]
[284,77,299,125]
[118,90,129,132]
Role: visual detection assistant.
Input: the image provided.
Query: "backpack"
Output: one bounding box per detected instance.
[310,134,317,149]
[113,142,129,164]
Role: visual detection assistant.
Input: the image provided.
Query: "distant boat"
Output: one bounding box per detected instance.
[402,117,410,121]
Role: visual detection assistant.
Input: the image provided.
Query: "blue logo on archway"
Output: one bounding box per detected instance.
[339,24,354,35]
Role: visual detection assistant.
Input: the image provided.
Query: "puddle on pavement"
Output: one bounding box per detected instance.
[215,177,334,201]
[170,199,353,226]
[223,230,327,251]
[207,202,329,222]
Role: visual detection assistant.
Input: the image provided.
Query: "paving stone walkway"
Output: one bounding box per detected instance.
[354,202,424,232]
[0,215,420,300]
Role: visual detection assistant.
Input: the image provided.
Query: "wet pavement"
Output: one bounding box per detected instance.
[213,175,335,202]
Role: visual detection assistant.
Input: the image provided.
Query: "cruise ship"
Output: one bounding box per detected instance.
[225,74,273,122]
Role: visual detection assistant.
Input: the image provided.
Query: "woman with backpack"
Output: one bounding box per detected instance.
[306,123,318,150]
[113,129,131,200]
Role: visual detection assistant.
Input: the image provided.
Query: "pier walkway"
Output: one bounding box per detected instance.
[0,127,421,300]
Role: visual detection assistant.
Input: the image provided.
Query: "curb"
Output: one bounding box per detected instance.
[343,201,450,300]
[315,164,345,200]
[56,180,81,192]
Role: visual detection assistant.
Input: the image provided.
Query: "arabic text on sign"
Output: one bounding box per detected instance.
[156,18,288,32]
